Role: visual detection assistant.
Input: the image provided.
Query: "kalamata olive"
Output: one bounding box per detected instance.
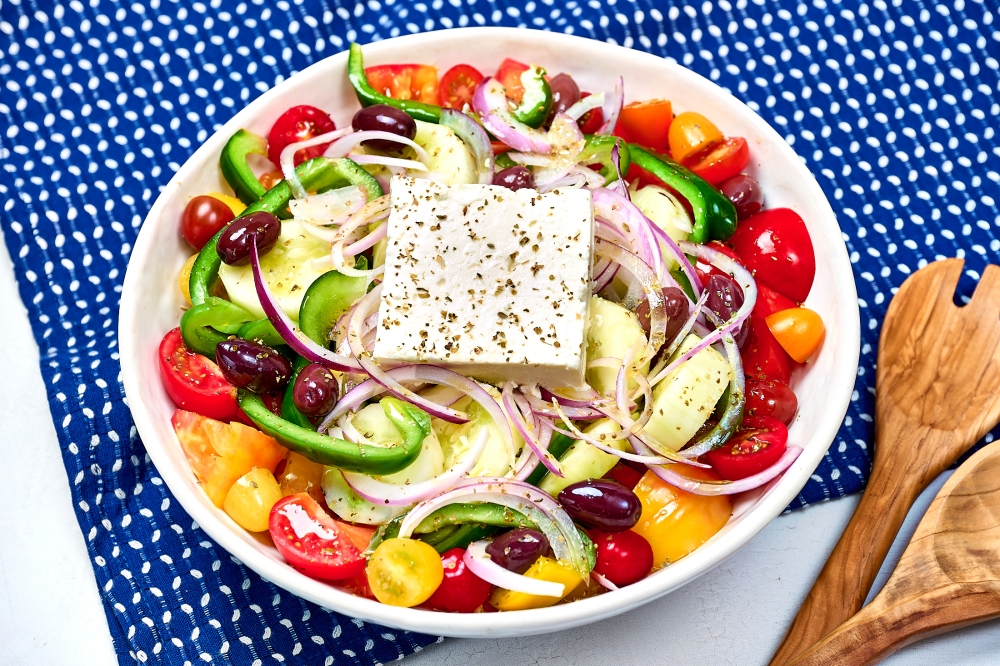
[492,165,535,191]
[351,104,417,152]
[548,72,581,116]
[292,363,339,417]
[719,173,764,220]
[704,273,749,348]
[215,338,291,394]
[637,286,690,342]
[558,480,642,533]
[216,211,281,266]
[485,528,549,572]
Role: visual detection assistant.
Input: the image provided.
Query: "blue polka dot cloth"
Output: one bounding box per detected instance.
[0,0,998,663]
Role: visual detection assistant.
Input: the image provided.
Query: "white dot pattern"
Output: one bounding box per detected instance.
[0,0,998,661]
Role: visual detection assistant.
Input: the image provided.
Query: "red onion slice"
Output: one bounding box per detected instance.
[440,108,495,185]
[647,216,702,298]
[594,239,668,354]
[592,187,667,293]
[279,127,354,199]
[521,390,605,421]
[591,571,619,592]
[598,77,624,135]
[248,243,363,372]
[324,130,431,164]
[564,92,605,121]
[341,428,490,506]
[539,386,600,409]
[464,541,565,597]
[343,221,387,256]
[472,77,553,154]
[647,446,803,496]
[348,154,429,172]
[502,382,564,477]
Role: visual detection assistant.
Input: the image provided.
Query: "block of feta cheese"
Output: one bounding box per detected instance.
[374,176,594,388]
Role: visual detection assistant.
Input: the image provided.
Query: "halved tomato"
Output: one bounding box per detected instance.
[366,64,439,103]
[577,92,605,134]
[496,58,530,103]
[754,280,798,319]
[618,99,673,152]
[703,415,788,480]
[269,493,367,581]
[266,105,337,168]
[439,63,484,109]
[668,112,723,163]
[766,307,826,363]
[729,208,816,303]
[159,327,238,421]
[684,137,750,186]
[171,409,287,507]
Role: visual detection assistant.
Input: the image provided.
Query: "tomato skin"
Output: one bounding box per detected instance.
[590,530,654,587]
[495,58,530,103]
[439,64,484,109]
[766,307,826,363]
[618,99,673,152]
[703,416,788,480]
[367,538,444,607]
[729,208,816,303]
[181,196,235,250]
[266,105,337,168]
[577,92,605,134]
[269,493,367,581]
[668,112,723,163]
[365,64,439,103]
[684,137,750,186]
[745,378,798,425]
[741,315,792,384]
[159,328,238,421]
[603,462,644,489]
[426,548,493,613]
[754,280,799,319]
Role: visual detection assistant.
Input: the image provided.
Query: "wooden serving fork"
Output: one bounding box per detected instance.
[770,259,1000,665]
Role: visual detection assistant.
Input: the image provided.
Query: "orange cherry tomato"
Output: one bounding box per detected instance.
[495,58,530,103]
[618,99,673,152]
[259,171,283,191]
[365,64,439,103]
[684,136,750,186]
[765,307,826,363]
[667,112,723,163]
[631,467,732,567]
[439,64,484,109]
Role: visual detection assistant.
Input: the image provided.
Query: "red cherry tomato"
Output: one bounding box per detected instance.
[703,416,788,480]
[741,315,792,384]
[268,493,367,581]
[426,548,492,613]
[365,64,439,103]
[693,241,743,285]
[729,208,816,303]
[158,327,238,421]
[590,530,654,587]
[266,105,337,168]
[495,58,530,103]
[577,92,605,134]
[181,196,234,250]
[439,64,484,109]
[618,99,673,152]
[745,378,798,425]
[684,137,750,186]
[754,280,798,319]
[603,462,644,490]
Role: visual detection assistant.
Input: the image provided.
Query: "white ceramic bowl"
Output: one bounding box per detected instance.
[120,27,860,638]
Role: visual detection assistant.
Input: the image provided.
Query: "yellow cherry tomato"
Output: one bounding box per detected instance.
[632,468,732,567]
[276,451,326,504]
[667,112,723,164]
[765,307,826,363]
[367,538,444,607]
[223,467,284,532]
[178,254,197,305]
[490,556,583,611]
[207,191,246,216]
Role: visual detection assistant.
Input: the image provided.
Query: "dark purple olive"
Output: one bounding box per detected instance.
[292,363,339,417]
[548,72,581,116]
[215,338,291,394]
[719,173,764,220]
[636,286,690,342]
[704,273,749,348]
[558,480,641,533]
[216,211,281,266]
[351,104,417,152]
[492,165,534,191]
[485,528,549,573]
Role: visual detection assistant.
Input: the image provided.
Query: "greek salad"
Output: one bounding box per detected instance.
[158,45,824,612]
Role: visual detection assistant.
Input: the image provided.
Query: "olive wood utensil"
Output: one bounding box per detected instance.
[787,439,1000,666]
[770,258,1000,665]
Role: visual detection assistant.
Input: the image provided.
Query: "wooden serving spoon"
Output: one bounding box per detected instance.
[787,439,1000,665]
[770,258,1000,665]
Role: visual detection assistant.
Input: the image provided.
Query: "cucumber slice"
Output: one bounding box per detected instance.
[217,220,331,321]
[538,418,628,496]
[433,386,524,478]
[412,119,477,185]
[585,296,649,396]
[631,184,692,272]
[643,334,731,453]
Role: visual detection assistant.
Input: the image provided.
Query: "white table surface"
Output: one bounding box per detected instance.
[1,239,997,666]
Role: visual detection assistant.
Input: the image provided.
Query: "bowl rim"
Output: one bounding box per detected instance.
[119,26,861,638]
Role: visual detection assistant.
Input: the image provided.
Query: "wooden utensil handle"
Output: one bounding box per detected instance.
[768,466,922,666]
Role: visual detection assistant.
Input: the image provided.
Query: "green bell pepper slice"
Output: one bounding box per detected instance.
[180,296,256,356]
[235,318,285,348]
[366,503,531,555]
[510,65,552,129]
[220,129,269,205]
[426,524,499,553]
[348,43,442,124]
[580,135,632,186]
[239,393,429,474]
[628,144,738,243]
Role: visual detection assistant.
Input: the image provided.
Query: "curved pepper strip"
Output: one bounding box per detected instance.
[348,42,442,123]
[628,144,738,243]
[236,318,286,348]
[366,504,531,555]
[180,296,256,356]
[510,65,552,129]
[580,135,632,186]
[220,129,269,205]
[239,393,429,474]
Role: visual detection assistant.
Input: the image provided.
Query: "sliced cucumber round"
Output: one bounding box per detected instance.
[412,119,477,185]
[585,296,649,396]
[433,386,524,478]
